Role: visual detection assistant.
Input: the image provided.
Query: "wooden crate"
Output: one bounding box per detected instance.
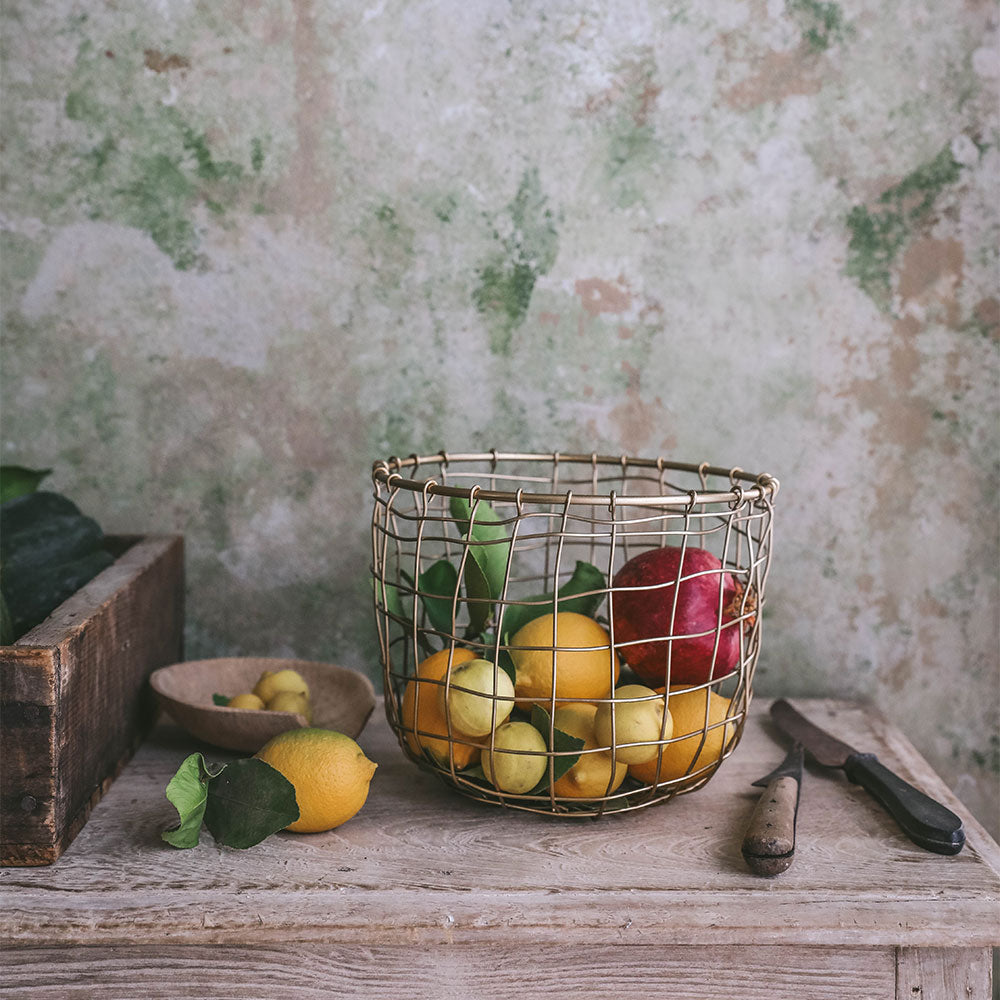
[1,535,184,866]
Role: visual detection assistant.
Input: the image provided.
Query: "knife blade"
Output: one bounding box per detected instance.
[770,699,965,855]
[741,741,803,876]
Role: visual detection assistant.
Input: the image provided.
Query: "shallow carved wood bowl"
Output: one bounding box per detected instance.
[150,657,377,753]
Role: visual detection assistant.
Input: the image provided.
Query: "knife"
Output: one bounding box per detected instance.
[741,741,803,876]
[770,699,965,855]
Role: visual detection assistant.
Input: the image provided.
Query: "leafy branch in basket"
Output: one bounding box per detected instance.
[378,495,609,646]
[162,752,299,850]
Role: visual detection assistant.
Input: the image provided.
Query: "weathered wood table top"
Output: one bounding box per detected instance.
[2,697,998,999]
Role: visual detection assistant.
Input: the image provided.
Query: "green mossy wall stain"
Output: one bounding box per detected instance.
[845,145,965,310]
[473,168,559,357]
[788,0,850,52]
[60,40,265,269]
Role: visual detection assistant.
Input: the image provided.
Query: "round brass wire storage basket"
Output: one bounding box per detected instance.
[371,451,778,818]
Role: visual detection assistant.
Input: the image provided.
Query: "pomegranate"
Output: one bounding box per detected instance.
[610,545,748,685]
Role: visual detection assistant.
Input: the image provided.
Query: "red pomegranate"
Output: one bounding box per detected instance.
[610,545,748,685]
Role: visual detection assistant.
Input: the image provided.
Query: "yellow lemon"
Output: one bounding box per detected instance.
[551,703,627,798]
[400,647,479,768]
[481,720,548,794]
[628,685,734,786]
[226,692,265,710]
[266,690,312,722]
[255,728,377,833]
[593,684,673,764]
[253,668,310,703]
[441,658,515,737]
[509,612,620,707]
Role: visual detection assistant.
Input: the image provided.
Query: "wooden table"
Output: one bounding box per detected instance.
[2,698,998,999]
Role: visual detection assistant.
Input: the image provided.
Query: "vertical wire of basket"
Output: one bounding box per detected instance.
[371,451,778,818]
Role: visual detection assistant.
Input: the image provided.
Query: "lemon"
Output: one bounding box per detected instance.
[226,692,265,710]
[509,612,620,707]
[593,684,673,764]
[267,690,312,722]
[255,727,377,833]
[481,721,548,794]
[442,658,515,737]
[400,648,480,768]
[628,685,734,786]
[253,668,310,703]
[551,703,627,798]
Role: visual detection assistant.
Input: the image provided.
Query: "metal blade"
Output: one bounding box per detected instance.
[751,741,804,787]
[769,698,859,768]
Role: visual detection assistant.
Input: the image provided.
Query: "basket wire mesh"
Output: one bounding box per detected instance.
[371,451,778,818]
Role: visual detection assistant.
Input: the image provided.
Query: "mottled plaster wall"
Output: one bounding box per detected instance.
[2,1,998,835]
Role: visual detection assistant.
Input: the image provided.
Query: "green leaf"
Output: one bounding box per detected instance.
[203,757,299,849]
[462,552,493,636]
[496,644,517,686]
[449,495,512,602]
[212,693,230,706]
[498,561,607,640]
[162,753,223,849]
[417,558,460,635]
[372,575,406,621]
[0,465,52,504]
[527,704,586,793]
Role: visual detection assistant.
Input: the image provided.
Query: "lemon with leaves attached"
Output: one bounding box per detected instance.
[255,728,377,833]
[551,703,627,798]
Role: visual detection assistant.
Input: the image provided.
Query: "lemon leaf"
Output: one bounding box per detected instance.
[461,551,493,636]
[528,704,585,792]
[202,757,299,849]
[212,693,230,706]
[162,753,223,849]
[449,496,512,602]
[417,558,460,635]
[371,575,406,621]
[497,561,606,640]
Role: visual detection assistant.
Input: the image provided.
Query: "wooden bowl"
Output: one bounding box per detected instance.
[150,657,377,753]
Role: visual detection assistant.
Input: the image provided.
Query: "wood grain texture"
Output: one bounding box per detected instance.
[895,946,993,1000]
[0,535,184,866]
[1,697,997,996]
[0,944,896,1000]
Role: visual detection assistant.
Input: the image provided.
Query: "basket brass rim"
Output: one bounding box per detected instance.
[372,451,779,508]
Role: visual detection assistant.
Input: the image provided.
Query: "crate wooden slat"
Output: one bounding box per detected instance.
[0,696,996,998]
[0,535,184,866]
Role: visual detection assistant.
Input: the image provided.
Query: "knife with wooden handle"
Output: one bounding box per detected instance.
[770,698,965,855]
[741,741,803,876]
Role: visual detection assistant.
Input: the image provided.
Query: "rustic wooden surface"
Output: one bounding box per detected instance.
[1,697,997,999]
[0,535,184,867]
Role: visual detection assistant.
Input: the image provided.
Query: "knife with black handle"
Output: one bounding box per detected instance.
[770,699,965,855]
